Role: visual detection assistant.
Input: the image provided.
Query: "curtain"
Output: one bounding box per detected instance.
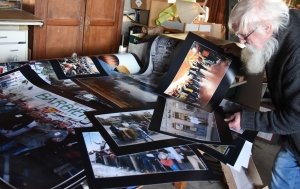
[206,0,227,25]
[206,0,227,38]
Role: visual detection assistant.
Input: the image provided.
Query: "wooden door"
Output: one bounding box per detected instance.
[33,0,85,59]
[83,0,124,56]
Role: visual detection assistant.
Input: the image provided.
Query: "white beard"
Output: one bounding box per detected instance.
[241,36,278,74]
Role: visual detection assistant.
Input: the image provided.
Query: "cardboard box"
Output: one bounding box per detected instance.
[139,10,150,25]
[148,0,172,26]
[235,75,245,82]
[221,157,265,189]
[131,0,152,10]
[161,20,212,35]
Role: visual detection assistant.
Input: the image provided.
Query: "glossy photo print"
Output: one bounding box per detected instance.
[49,56,108,79]
[149,97,234,146]
[75,127,217,189]
[155,32,241,112]
[0,67,95,189]
[163,41,231,106]
[58,56,99,76]
[6,60,54,84]
[85,107,193,156]
[94,109,174,146]
[73,75,158,109]
[96,53,142,75]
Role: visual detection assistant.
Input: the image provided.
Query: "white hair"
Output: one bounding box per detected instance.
[229,0,289,35]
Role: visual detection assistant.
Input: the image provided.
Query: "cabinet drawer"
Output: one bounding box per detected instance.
[0,31,27,43]
[0,44,27,63]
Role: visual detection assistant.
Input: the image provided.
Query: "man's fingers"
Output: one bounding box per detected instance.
[224,115,234,122]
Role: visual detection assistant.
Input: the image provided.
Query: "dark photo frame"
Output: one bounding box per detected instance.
[154,32,241,113]
[75,127,218,189]
[85,106,194,156]
[149,97,234,146]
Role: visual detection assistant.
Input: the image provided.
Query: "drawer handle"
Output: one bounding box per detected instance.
[9,49,19,52]
[13,55,19,61]
[0,36,8,38]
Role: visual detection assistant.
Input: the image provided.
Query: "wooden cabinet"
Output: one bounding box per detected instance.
[83,0,124,56]
[26,0,124,60]
[0,30,28,62]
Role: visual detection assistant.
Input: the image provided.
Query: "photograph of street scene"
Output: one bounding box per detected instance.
[84,131,208,178]
[0,70,94,188]
[95,110,174,146]
[159,98,220,142]
[164,41,231,108]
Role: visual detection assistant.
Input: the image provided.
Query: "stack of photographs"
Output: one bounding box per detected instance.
[0,32,257,188]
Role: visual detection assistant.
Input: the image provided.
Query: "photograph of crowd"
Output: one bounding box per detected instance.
[5,59,85,93]
[95,110,174,146]
[159,98,220,142]
[164,41,231,108]
[0,70,94,188]
[83,131,208,179]
[58,56,100,77]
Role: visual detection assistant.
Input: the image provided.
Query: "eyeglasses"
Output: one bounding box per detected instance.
[235,27,258,43]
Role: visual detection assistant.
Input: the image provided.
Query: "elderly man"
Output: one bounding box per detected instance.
[222,0,300,188]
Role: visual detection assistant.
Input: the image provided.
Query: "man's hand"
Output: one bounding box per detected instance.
[224,112,242,130]
[222,43,242,57]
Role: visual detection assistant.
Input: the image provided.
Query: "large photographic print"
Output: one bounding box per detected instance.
[58,56,99,76]
[164,41,231,108]
[85,107,194,156]
[149,97,234,145]
[0,67,94,188]
[95,53,142,75]
[76,127,217,189]
[155,32,241,112]
[95,109,174,146]
[74,75,158,109]
[5,59,109,109]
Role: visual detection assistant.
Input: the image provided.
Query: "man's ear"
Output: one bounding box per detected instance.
[264,23,273,35]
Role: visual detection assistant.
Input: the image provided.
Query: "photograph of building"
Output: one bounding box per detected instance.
[160,98,220,142]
